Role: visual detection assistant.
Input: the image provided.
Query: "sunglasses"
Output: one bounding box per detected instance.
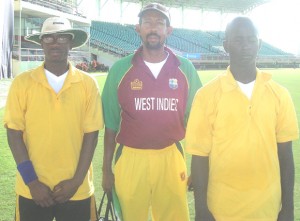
[41,34,73,44]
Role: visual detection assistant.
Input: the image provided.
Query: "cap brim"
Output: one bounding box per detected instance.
[25,29,89,49]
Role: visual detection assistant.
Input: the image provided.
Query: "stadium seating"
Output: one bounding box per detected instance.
[10,0,299,75]
[20,18,293,60]
[90,21,292,58]
[17,18,295,70]
[90,21,140,56]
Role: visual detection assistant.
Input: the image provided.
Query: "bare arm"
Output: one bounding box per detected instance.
[102,127,117,193]
[277,141,294,221]
[7,128,55,207]
[191,155,215,221]
[7,128,29,163]
[53,130,99,203]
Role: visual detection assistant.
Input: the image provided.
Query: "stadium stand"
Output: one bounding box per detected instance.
[90,21,293,57]
[21,0,86,17]
[90,20,297,69]
[11,0,300,75]
[90,21,140,56]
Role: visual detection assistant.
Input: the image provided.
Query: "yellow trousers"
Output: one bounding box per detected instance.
[114,143,190,221]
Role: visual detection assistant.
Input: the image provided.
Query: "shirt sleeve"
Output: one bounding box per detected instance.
[276,87,299,142]
[185,88,213,156]
[83,76,104,133]
[177,56,203,126]
[185,61,202,126]
[101,65,121,132]
[3,77,26,131]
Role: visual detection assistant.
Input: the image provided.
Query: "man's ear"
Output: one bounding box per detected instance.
[135,24,141,35]
[167,26,173,36]
[223,40,229,53]
[69,42,74,50]
[258,38,262,50]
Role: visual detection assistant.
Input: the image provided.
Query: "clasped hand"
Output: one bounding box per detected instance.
[28,179,79,207]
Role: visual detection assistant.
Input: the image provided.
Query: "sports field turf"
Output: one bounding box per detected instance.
[0,68,299,220]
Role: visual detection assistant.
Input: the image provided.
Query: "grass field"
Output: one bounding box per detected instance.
[0,68,299,221]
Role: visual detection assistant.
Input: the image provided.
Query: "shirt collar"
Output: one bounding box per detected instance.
[221,66,272,92]
[31,62,82,84]
[132,46,181,67]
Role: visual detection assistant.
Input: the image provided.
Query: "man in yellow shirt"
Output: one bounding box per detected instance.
[186,17,298,221]
[4,17,103,221]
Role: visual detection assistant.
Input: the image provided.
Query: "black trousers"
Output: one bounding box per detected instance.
[17,195,94,221]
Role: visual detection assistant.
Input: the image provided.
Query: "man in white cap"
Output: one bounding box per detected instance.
[4,17,103,221]
[101,2,202,221]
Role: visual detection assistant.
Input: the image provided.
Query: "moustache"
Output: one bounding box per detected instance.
[146,33,160,38]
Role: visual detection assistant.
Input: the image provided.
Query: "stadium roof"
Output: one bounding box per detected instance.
[125,0,272,13]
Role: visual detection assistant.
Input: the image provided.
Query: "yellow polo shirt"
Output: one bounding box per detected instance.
[186,67,299,221]
[4,63,103,200]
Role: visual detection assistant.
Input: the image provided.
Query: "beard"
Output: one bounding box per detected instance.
[144,33,164,50]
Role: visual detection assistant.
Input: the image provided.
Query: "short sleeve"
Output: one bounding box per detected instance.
[83,77,104,133]
[101,66,122,132]
[185,88,214,156]
[3,77,26,131]
[276,88,299,142]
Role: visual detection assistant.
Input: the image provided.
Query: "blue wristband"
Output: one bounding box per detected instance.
[17,160,38,185]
